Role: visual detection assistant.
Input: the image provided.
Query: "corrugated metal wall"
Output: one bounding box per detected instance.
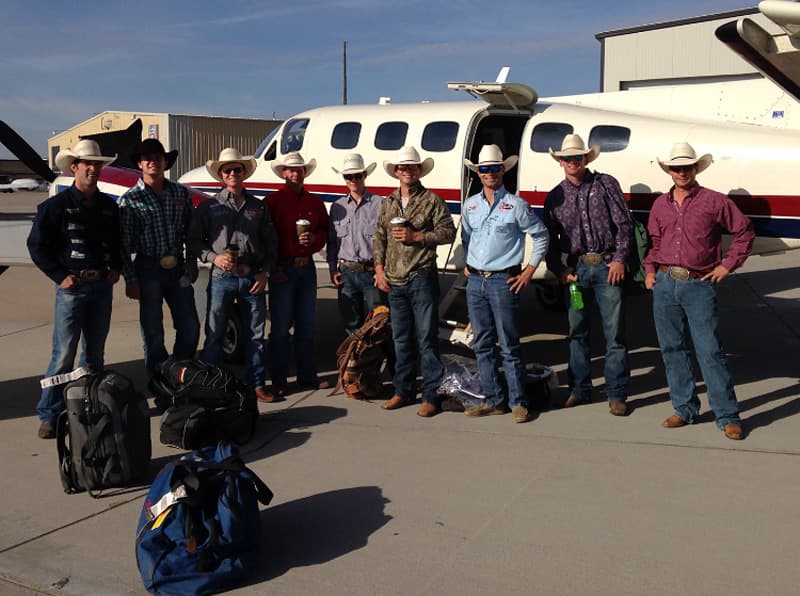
[601,12,782,91]
[167,115,281,179]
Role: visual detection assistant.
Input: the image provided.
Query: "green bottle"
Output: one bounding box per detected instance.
[569,282,584,310]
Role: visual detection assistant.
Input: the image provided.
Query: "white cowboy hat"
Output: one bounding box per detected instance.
[464,144,518,173]
[270,151,316,179]
[657,142,713,174]
[54,139,116,173]
[331,153,376,176]
[383,146,434,179]
[205,147,258,182]
[549,134,600,164]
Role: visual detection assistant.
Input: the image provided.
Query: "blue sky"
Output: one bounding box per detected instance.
[0,0,753,159]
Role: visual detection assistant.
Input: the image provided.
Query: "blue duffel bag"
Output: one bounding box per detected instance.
[135,442,273,595]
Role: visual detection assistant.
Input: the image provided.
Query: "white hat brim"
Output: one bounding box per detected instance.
[464,155,518,173]
[205,157,258,183]
[383,157,434,179]
[55,150,116,174]
[331,162,377,176]
[549,145,600,164]
[657,153,713,175]
[271,158,316,179]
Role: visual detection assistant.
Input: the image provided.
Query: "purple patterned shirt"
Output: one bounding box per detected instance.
[543,170,633,275]
[643,185,754,274]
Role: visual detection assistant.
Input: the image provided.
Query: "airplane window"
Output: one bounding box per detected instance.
[331,122,362,149]
[530,122,574,153]
[422,121,459,152]
[281,118,309,153]
[254,127,280,159]
[588,125,631,152]
[374,122,409,150]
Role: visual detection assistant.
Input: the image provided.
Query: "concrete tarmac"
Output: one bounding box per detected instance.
[0,197,798,594]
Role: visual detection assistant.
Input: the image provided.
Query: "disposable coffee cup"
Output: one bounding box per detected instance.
[296,219,311,237]
[390,217,408,229]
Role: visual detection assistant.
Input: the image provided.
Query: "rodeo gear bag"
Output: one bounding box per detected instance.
[149,358,258,450]
[334,305,392,400]
[56,370,151,496]
[135,442,273,596]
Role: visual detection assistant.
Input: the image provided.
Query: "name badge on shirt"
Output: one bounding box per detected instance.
[70,250,87,259]
[67,223,84,231]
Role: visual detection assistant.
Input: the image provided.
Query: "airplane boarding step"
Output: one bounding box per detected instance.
[438,271,473,348]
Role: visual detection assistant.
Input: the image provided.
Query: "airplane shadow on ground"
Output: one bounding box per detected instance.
[248,485,392,583]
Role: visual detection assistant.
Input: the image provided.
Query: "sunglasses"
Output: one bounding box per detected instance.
[668,165,695,173]
[343,173,364,181]
[478,164,503,174]
[395,164,419,172]
[221,166,244,175]
[560,155,585,163]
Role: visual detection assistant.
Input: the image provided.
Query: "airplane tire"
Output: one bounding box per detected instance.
[223,310,244,363]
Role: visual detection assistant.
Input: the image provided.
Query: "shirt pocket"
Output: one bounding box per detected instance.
[333,217,351,238]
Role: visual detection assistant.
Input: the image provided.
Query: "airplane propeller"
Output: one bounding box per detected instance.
[0,120,56,183]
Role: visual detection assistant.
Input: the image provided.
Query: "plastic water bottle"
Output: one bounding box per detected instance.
[569,282,584,310]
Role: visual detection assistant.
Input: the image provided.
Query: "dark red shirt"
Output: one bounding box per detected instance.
[643,184,754,274]
[265,186,329,259]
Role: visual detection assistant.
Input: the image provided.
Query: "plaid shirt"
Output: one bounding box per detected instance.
[119,178,194,282]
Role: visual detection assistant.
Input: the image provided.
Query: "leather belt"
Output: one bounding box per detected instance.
[578,251,613,266]
[339,260,375,272]
[68,268,108,281]
[137,254,181,270]
[284,256,311,267]
[467,264,522,278]
[659,265,712,281]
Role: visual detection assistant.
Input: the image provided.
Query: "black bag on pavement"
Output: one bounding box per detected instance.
[149,358,258,450]
[56,370,152,496]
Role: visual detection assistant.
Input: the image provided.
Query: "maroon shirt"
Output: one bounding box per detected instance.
[265,186,328,260]
[643,185,754,274]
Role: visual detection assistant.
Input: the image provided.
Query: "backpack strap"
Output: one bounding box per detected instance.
[56,412,79,494]
[179,457,274,506]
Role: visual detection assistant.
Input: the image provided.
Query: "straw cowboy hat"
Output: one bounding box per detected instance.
[464,144,518,173]
[54,139,116,173]
[383,146,434,179]
[331,153,377,176]
[205,147,258,182]
[549,134,600,164]
[131,138,178,170]
[657,142,713,174]
[270,152,316,179]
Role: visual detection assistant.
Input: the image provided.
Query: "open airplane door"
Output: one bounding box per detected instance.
[438,80,539,347]
[716,0,800,102]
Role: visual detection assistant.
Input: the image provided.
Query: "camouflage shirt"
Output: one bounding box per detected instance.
[373,182,455,285]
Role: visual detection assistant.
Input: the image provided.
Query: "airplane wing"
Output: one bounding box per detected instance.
[716,0,800,102]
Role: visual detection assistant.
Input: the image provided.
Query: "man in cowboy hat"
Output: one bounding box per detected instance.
[119,138,200,373]
[461,145,549,423]
[643,142,754,440]
[265,151,330,396]
[27,139,121,438]
[189,148,278,402]
[543,133,633,416]
[327,153,386,333]
[373,146,456,417]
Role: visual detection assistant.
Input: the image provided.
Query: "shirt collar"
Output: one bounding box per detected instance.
[668,183,702,203]
[481,185,507,204]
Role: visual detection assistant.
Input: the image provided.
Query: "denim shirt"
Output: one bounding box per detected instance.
[461,186,549,271]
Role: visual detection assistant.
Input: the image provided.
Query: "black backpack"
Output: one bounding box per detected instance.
[149,358,258,450]
[56,370,152,496]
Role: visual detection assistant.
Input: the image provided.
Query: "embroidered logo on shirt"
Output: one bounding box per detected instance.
[499,202,514,211]
[245,209,260,219]
[467,204,477,211]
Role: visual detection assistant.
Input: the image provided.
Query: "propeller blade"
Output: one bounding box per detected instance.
[0,120,55,183]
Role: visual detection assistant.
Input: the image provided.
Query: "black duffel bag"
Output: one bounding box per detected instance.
[149,358,258,450]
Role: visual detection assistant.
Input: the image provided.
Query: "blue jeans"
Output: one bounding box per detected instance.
[337,266,387,332]
[567,260,629,402]
[652,269,740,428]
[466,273,526,408]
[135,258,199,371]
[200,271,267,389]
[268,262,318,386]
[37,280,113,422]
[388,271,443,404]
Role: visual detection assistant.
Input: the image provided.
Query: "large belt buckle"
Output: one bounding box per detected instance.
[668,266,690,281]
[81,269,102,281]
[581,252,603,266]
[159,255,179,270]
[293,256,310,267]
[235,264,252,277]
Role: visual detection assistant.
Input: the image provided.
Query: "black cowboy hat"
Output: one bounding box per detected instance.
[130,138,178,170]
